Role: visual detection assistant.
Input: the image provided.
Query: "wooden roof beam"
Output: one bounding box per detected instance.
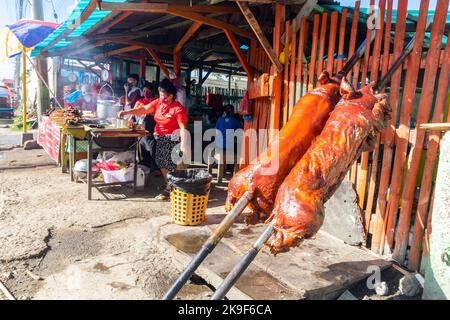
[94,45,142,60]
[97,2,240,14]
[97,2,255,39]
[111,39,172,54]
[281,0,317,43]
[167,8,254,39]
[235,1,282,72]
[145,48,171,78]
[224,29,254,79]
[174,22,203,53]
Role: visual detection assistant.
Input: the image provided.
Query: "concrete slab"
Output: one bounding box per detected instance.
[322,180,365,246]
[159,205,391,300]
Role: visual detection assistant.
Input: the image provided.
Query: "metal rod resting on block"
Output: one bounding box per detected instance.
[163,191,253,300]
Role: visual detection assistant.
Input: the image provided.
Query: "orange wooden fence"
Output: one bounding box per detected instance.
[242,0,450,273]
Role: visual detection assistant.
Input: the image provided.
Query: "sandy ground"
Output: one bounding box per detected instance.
[0,145,421,300]
[0,147,226,300]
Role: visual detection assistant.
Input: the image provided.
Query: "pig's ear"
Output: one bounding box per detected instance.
[340,77,356,99]
[318,71,330,85]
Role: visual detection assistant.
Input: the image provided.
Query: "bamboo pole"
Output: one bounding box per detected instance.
[282,20,290,126]
[308,14,320,91]
[372,0,408,254]
[288,19,297,120]
[317,13,328,76]
[268,3,283,143]
[384,0,430,256]
[356,0,375,209]
[347,0,360,82]
[288,18,297,119]
[295,17,307,102]
[347,2,360,184]
[363,0,386,234]
[22,47,27,134]
[336,9,348,72]
[326,11,338,75]
[395,0,448,264]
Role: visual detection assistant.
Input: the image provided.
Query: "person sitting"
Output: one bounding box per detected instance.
[213,104,243,181]
[119,78,189,200]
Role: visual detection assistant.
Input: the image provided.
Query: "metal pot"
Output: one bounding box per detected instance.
[96,99,118,119]
[115,118,129,128]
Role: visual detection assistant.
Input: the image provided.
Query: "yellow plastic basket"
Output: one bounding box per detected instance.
[170,187,208,226]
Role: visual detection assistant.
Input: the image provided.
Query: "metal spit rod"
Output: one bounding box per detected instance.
[210,222,275,300]
[162,191,252,300]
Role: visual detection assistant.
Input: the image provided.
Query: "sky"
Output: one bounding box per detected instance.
[0,0,442,81]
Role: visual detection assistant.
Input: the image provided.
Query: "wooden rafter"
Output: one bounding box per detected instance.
[146,48,171,78]
[174,22,203,53]
[94,45,142,59]
[167,8,254,39]
[112,39,172,54]
[97,2,255,39]
[281,0,317,43]
[224,29,254,79]
[235,1,282,72]
[97,2,240,14]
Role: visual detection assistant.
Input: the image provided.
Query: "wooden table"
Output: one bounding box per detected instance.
[86,127,147,200]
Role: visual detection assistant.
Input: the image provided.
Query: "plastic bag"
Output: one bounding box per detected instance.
[237,91,252,116]
[167,169,213,196]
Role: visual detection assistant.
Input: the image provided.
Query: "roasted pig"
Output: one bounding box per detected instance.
[268,79,391,253]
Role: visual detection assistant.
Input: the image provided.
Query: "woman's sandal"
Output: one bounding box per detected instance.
[155,185,170,201]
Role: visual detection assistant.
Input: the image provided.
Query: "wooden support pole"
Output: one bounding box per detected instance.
[326,11,338,74]
[362,0,386,234]
[224,30,254,79]
[174,22,203,53]
[268,3,284,143]
[139,49,147,79]
[281,0,317,43]
[336,8,348,72]
[288,18,297,118]
[308,14,320,90]
[317,13,328,76]
[282,20,290,125]
[356,0,375,210]
[146,48,170,78]
[295,16,307,101]
[235,1,283,73]
[173,50,182,79]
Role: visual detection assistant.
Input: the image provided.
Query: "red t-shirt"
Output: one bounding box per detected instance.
[146,98,188,135]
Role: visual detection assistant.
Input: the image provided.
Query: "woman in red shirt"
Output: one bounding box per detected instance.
[119,78,188,200]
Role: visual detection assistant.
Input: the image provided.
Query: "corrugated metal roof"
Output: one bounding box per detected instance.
[31,0,128,56]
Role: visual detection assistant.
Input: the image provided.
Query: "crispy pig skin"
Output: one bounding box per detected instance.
[268,81,391,253]
[226,72,342,223]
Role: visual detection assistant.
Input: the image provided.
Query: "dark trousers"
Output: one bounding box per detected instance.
[139,115,159,172]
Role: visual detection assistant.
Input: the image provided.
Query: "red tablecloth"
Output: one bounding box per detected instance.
[37,116,61,163]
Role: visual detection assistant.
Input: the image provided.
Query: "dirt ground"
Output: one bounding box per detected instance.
[0,146,421,300]
[0,147,227,300]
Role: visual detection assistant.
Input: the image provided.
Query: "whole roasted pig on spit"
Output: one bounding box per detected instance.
[268,79,391,253]
[226,71,342,224]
